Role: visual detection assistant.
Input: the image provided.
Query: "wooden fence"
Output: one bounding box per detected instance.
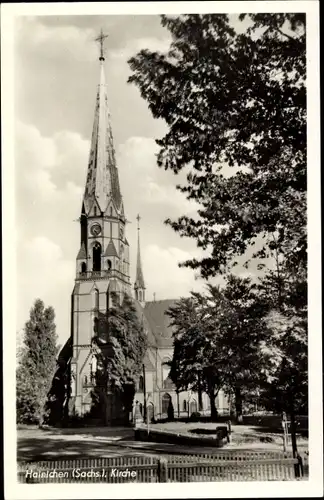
[17,451,304,483]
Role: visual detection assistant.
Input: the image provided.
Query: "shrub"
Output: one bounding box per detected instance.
[189,411,201,422]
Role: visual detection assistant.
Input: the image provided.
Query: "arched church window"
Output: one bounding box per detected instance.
[138,290,142,302]
[139,376,144,392]
[92,242,101,271]
[84,375,88,385]
[94,206,97,216]
[81,262,87,273]
[162,357,171,388]
[110,207,113,216]
[107,259,112,271]
[183,400,187,412]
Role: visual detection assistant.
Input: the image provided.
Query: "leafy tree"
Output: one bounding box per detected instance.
[90,293,147,425]
[44,338,72,426]
[167,277,270,421]
[16,299,58,424]
[217,275,271,420]
[167,293,226,420]
[129,14,307,428]
[262,311,307,411]
[259,310,307,455]
[128,14,306,289]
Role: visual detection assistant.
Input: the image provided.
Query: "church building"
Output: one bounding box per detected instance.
[58,32,229,424]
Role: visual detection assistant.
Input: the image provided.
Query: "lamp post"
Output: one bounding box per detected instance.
[142,363,147,423]
[177,390,180,419]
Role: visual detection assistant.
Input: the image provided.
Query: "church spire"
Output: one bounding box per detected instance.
[83,29,122,215]
[134,214,145,304]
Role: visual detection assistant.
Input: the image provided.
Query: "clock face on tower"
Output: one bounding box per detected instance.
[90,223,101,237]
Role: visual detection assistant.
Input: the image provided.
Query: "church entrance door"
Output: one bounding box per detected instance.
[161,393,171,415]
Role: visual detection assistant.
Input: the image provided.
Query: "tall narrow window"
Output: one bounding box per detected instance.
[81,262,87,273]
[92,288,99,310]
[91,356,97,383]
[93,242,101,271]
[94,206,97,216]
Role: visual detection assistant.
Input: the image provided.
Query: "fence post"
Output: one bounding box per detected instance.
[296,454,303,478]
[157,458,168,482]
[227,420,232,443]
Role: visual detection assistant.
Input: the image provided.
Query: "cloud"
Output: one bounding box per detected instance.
[145,178,200,214]
[15,122,88,342]
[18,236,74,340]
[16,121,85,202]
[16,17,97,62]
[143,244,216,301]
[109,36,172,63]
[117,136,199,216]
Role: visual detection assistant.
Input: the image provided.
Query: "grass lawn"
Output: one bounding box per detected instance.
[150,420,308,452]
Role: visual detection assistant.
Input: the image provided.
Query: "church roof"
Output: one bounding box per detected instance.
[143,299,178,348]
[104,240,118,257]
[57,337,72,366]
[143,352,155,371]
[83,55,122,214]
[132,299,158,348]
[76,242,87,260]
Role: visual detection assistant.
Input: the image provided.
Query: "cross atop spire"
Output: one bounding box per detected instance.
[95,29,108,61]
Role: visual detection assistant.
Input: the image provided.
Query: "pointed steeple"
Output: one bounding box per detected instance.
[83,30,122,214]
[134,214,145,304]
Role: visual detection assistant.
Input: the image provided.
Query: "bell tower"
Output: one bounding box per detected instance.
[70,30,131,416]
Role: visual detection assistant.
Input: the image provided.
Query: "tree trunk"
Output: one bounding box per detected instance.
[176,391,180,418]
[235,386,243,423]
[209,392,218,421]
[288,389,298,457]
[290,410,298,456]
[289,391,300,477]
[197,372,203,411]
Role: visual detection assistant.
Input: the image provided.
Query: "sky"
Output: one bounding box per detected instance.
[14,14,261,346]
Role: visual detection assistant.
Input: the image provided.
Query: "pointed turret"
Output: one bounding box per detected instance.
[83,30,122,215]
[134,214,145,304]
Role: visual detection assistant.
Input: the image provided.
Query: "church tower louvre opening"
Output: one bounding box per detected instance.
[69,30,131,419]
